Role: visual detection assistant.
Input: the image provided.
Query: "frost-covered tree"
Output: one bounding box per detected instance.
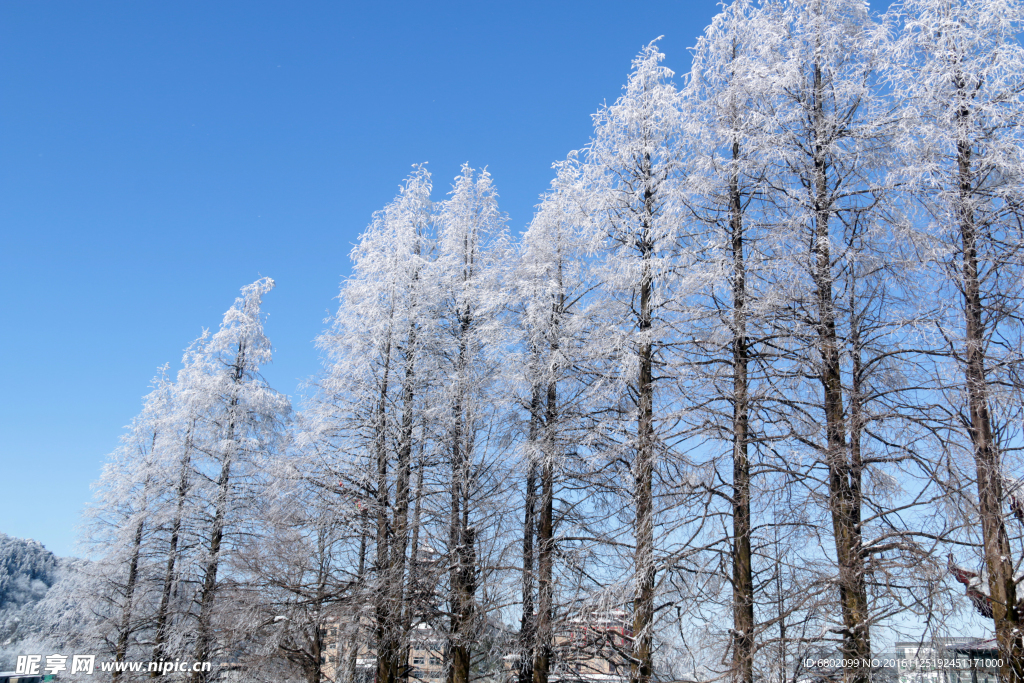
[59,7,1024,678]
[149,391,199,672]
[679,2,785,679]
[82,368,178,675]
[752,0,950,676]
[760,0,886,673]
[176,277,291,682]
[889,0,1024,676]
[77,279,290,682]
[512,157,604,683]
[576,41,688,683]
[428,164,512,683]
[313,165,434,683]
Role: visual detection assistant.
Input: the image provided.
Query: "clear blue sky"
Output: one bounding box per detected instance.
[1,0,732,557]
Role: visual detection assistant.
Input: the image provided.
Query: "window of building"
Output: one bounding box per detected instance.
[413,657,425,665]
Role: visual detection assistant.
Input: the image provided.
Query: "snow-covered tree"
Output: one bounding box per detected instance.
[427,164,512,683]
[576,41,688,683]
[313,165,434,683]
[176,277,291,682]
[82,368,178,675]
[750,0,950,676]
[889,0,1024,675]
[763,0,886,674]
[77,278,290,682]
[679,2,785,679]
[57,7,1024,678]
[149,388,199,672]
[512,156,604,683]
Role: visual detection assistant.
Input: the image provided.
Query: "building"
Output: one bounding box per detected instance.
[408,622,446,681]
[500,609,632,683]
[321,616,510,683]
[320,614,374,683]
[558,609,632,682]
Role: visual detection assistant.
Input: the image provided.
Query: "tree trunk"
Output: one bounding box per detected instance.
[151,433,193,675]
[519,386,540,683]
[954,85,1024,682]
[450,528,476,683]
[190,343,246,683]
[729,143,755,683]
[390,321,417,683]
[809,62,870,683]
[299,529,330,683]
[190,439,233,683]
[774,529,788,683]
[447,308,474,683]
[375,325,399,683]
[343,507,370,683]
[304,609,324,683]
[397,239,425,683]
[533,383,556,683]
[402,446,425,660]
[113,513,146,678]
[631,157,656,683]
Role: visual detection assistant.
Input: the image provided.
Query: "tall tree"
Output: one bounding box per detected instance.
[579,42,684,683]
[430,164,510,683]
[182,277,291,683]
[756,1,896,676]
[84,368,178,675]
[150,404,198,675]
[515,158,602,683]
[682,3,781,680]
[890,0,1024,678]
[314,165,435,683]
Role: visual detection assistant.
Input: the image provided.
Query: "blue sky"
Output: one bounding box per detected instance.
[1,0,733,557]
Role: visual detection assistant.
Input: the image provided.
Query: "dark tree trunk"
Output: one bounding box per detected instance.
[390,320,417,683]
[190,343,246,683]
[151,433,193,675]
[306,625,323,683]
[729,141,755,683]
[190,440,233,683]
[953,79,1024,681]
[449,529,476,683]
[447,304,475,683]
[808,62,870,683]
[113,513,146,678]
[631,155,656,683]
[374,327,400,683]
[343,507,370,683]
[519,386,540,683]
[402,447,425,659]
[533,383,556,683]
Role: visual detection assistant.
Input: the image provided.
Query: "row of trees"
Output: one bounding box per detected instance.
[83,279,295,681]
[79,0,1024,682]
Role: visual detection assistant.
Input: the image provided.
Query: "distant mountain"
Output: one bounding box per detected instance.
[0,533,61,612]
[0,533,91,669]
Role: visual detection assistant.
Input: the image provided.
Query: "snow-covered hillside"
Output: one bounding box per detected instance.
[0,533,91,670]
